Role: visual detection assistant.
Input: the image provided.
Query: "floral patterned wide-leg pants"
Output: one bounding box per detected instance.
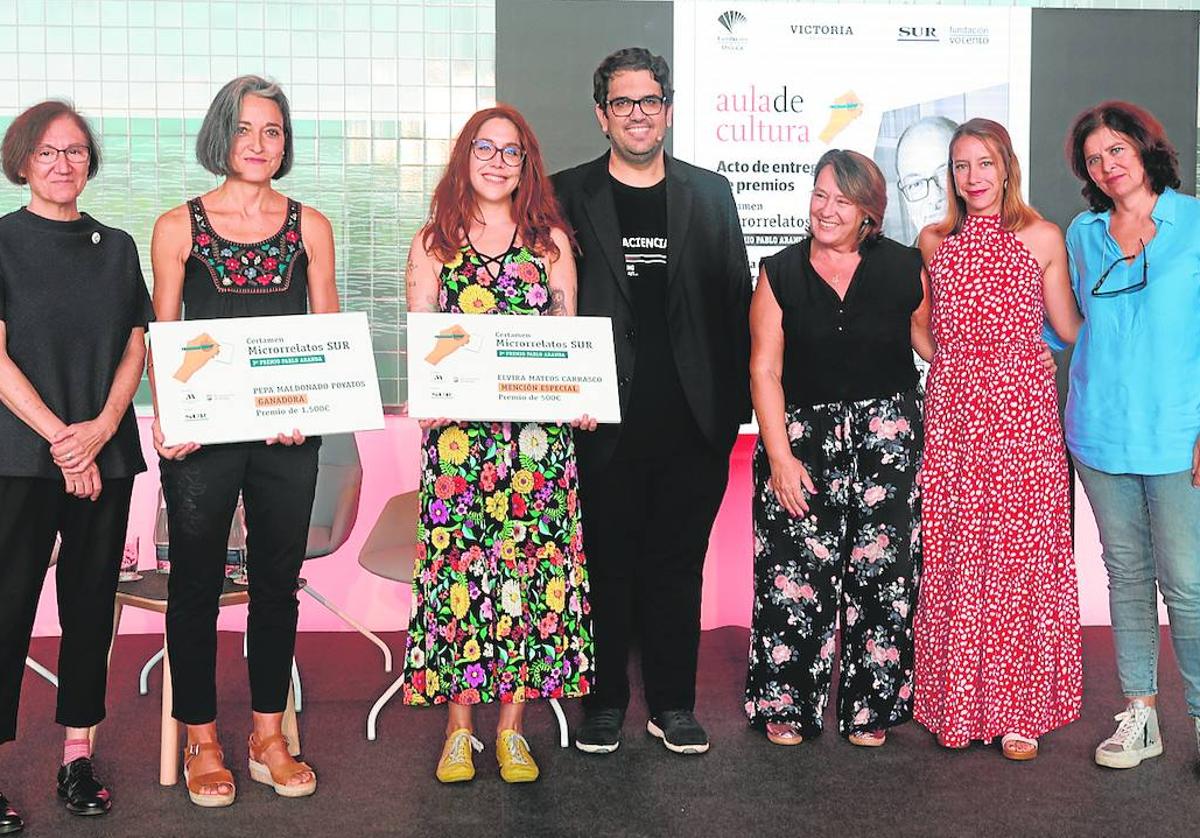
[745,389,923,737]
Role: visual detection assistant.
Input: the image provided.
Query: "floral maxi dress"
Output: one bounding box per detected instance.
[401,243,593,706]
[913,215,1082,745]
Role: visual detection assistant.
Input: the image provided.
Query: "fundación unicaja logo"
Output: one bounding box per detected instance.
[716,9,749,51]
[717,9,747,35]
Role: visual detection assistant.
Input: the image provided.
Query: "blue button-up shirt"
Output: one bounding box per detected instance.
[1062,187,1200,475]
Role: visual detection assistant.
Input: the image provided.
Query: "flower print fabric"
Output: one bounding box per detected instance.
[401,243,592,705]
[188,197,303,292]
[745,389,923,737]
[914,214,1081,746]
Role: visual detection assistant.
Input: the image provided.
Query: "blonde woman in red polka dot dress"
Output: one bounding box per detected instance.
[913,119,1084,760]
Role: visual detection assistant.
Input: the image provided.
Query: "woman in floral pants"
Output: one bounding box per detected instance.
[744,150,932,747]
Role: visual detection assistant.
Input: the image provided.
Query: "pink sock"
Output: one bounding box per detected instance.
[63,738,91,765]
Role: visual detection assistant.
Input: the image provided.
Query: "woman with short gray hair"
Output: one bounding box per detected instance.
[149,75,337,807]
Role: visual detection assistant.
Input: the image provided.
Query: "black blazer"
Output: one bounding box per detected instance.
[552,152,752,469]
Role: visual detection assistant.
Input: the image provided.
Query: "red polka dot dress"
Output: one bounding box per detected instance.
[913,214,1082,746]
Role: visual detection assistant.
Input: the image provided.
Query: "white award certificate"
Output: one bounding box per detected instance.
[406,312,621,423]
[150,312,385,445]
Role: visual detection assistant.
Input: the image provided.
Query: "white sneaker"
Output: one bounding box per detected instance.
[1094,699,1163,769]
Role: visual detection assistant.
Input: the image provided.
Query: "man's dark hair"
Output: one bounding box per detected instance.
[592,47,673,108]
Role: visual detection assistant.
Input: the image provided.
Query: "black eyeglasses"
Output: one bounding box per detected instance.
[605,95,668,117]
[897,165,948,202]
[470,139,525,167]
[1091,239,1148,297]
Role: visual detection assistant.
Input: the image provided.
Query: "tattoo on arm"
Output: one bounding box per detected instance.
[547,288,568,316]
[405,252,441,313]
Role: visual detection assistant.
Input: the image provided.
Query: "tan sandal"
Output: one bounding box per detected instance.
[765,722,804,746]
[848,730,887,747]
[1000,733,1038,761]
[183,742,236,808]
[247,732,316,798]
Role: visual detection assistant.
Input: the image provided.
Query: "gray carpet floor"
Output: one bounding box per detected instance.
[5,626,1199,837]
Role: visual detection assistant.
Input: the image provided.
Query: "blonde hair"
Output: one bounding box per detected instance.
[935,117,1040,236]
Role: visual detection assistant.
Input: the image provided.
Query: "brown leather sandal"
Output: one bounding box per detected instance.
[848,730,887,747]
[183,742,236,808]
[765,722,804,746]
[247,732,316,798]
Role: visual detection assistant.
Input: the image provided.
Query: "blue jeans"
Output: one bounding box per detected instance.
[1074,459,1200,718]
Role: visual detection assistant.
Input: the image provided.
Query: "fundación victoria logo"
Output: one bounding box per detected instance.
[789,22,854,37]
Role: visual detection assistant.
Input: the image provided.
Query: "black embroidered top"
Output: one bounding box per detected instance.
[182,196,309,320]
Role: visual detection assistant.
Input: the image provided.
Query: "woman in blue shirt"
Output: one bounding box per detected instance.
[1064,101,1200,769]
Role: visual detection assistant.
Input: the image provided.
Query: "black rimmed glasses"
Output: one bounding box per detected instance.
[32,144,90,165]
[605,95,668,117]
[1091,239,1148,297]
[897,165,948,202]
[470,139,525,167]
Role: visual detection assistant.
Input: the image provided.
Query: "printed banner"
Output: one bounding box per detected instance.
[674,2,1032,268]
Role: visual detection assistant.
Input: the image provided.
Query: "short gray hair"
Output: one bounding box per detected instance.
[195,75,294,179]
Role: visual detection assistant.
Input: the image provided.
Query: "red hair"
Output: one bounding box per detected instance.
[422,104,571,263]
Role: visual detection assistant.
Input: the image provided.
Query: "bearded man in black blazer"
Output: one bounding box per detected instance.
[552,47,751,756]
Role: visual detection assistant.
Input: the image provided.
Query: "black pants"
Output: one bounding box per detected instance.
[745,390,922,737]
[0,475,134,743]
[161,440,319,724]
[578,437,731,715]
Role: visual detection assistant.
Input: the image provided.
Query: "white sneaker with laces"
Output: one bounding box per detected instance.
[1094,699,1163,769]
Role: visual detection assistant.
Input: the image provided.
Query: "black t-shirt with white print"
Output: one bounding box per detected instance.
[609,176,701,458]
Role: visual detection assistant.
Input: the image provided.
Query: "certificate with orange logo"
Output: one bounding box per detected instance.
[150,312,385,445]
[407,312,620,423]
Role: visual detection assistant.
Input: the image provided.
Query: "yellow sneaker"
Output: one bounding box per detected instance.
[496,729,539,783]
[436,728,483,783]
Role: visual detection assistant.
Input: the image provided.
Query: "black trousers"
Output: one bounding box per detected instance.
[161,440,319,724]
[578,436,731,715]
[0,475,134,743]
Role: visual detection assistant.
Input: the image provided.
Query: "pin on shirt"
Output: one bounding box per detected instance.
[91,231,101,245]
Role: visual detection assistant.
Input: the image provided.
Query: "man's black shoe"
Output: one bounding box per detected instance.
[647,710,710,754]
[0,792,22,834]
[56,758,111,816]
[574,707,625,754]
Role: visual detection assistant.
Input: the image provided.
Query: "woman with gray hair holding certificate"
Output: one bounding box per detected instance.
[149,75,337,807]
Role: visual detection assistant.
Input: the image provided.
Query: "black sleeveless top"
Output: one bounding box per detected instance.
[760,236,922,407]
[183,196,309,320]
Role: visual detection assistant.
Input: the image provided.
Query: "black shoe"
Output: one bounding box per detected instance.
[647,710,710,755]
[56,758,111,816]
[0,792,22,834]
[574,707,625,754]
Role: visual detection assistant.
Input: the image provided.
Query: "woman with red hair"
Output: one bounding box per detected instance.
[400,105,594,783]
